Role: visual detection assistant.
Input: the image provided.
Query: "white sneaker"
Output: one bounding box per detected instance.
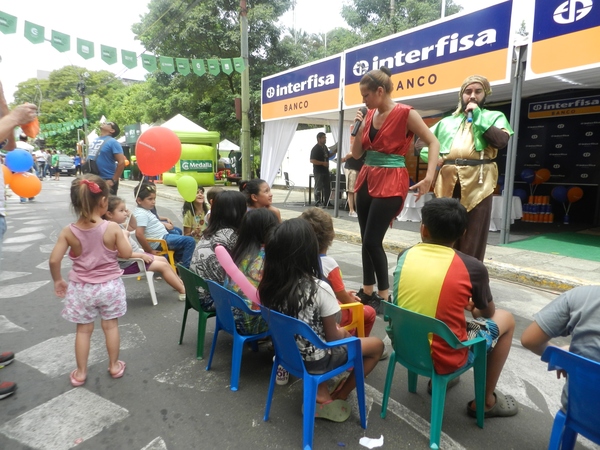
[349,211,358,218]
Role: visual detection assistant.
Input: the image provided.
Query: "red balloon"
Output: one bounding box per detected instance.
[10,172,42,198]
[567,187,583,203]
[135,127,182,176]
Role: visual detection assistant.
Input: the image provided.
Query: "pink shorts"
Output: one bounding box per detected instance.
[61,278,127,324]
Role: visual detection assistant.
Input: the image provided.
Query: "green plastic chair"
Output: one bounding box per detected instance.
[177,264,216,360]
[380,301,487,450]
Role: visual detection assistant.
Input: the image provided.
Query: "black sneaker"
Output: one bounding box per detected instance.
[357,289,384,315]
[0,352,14,368]
[0,381,16,400]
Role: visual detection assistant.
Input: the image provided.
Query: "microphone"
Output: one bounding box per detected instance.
[467,111,473,123]
[351,107,368,137]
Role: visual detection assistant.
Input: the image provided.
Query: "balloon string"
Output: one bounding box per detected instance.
[566,202,572,215]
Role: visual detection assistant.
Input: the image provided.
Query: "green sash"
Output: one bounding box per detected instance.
[365,151,405,168]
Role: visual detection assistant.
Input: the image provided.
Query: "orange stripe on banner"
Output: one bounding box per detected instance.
[262,89,340,121]
[529,105,600,119]
[531,27,600,75]
[344,49,509,107]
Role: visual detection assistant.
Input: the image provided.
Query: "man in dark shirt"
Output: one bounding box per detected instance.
[309,132,335,207]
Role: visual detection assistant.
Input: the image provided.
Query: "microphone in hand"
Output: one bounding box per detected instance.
[351,107,368,137]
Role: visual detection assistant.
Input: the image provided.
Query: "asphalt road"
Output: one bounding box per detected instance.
[0,178,593,450]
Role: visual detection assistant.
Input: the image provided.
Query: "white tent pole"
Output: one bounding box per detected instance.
[500,45,526,244]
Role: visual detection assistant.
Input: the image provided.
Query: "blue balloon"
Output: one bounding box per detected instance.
[5,149,33,173]
[551,186,568,203]
[520,168,535,183]
[513,188,528,204]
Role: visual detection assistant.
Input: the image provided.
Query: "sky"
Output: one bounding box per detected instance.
[0,0,527,103]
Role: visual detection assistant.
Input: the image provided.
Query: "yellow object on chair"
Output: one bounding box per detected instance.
[147,238,177,272]
[339,302,365,337]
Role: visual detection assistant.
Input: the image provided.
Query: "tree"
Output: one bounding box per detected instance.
[342,0,462,41]
[131,0,295,143]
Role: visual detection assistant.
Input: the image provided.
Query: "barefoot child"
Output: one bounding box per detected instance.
[104,196,186,301]
[49,175,132,387]
[259,219,383,421]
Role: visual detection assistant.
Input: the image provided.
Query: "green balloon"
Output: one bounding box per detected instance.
[176,175,198,202]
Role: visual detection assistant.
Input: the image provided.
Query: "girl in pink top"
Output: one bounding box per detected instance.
[49,175,132,387]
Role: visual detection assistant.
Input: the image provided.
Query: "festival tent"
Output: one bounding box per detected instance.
[261,0,600,231]
[159,114,208,132]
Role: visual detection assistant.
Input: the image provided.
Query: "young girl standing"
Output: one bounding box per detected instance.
[49,175,132,387]
[104,196,186,301]
[239,179,281,222]
[182,186,209,242]
[259,219,383,421]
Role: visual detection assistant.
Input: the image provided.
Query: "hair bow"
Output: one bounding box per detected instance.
[81,179,102,194]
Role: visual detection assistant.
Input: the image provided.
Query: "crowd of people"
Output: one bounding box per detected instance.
[1,74,597,448]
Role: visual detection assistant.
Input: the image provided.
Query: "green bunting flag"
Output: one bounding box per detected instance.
[192,59,205,76]
[221,58,233,75]
[159,56,175,74]
[24,21,44,44]
[101,45,117,65]
[176,58,190,76]
[0,11,17,34]
[233,57,245,73]
[141,54,157,73]
[207,59,220,76]
[77,38,94,60]
[51,30,70,53]
[121,50,137,69]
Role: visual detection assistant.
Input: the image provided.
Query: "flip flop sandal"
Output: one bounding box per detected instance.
[467,391,519,418]
[70,369,86,387]
[302,399,352,422]
[328,374,349,396]
[109,360,126,379]
[427,375,461,395]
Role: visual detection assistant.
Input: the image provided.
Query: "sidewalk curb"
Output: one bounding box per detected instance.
[122,181,594,292]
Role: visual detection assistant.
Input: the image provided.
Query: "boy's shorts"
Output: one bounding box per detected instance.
[61,278,127,324]
[466,317,500,365]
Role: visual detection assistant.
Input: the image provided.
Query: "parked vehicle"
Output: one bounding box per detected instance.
[58,155,76,176]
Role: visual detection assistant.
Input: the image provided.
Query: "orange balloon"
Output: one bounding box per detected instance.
[9,172,42,198]
[533,168,551,185]
[1,164,12,184]
[567,187,583,203]
[124,159,130,166]
[21,117,40,138]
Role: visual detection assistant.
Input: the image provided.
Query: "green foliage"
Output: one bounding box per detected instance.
[342,0,462,41]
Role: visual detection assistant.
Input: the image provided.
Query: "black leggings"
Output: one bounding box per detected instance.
[356,183,404,291]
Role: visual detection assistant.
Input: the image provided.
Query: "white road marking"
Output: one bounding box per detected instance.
[0,281,50,299]
[0,315,26,333]
[18,324,146,377]
[39,244,55,253]
[155,359,223,391]
[14,226,48,234]
[142,437,168,450]
[0,388,129,450]
[3,233,46,244]
[1,244,34,253]
[365,384,465,450]
[0,271,30,282]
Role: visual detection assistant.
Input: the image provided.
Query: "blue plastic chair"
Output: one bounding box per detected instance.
[205,280,270,391]
[542,346,600,450]
[177,264,216,360]
[380,301,487,450]
[259,305,367,450]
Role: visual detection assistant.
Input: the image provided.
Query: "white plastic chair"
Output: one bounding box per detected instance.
[119,258,158,306]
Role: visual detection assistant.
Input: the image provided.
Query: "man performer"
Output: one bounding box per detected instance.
[417,75,513,261]
[87,121,124,195]
[310,131,335,207]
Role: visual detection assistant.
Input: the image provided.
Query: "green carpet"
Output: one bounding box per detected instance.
[502,232,600,262]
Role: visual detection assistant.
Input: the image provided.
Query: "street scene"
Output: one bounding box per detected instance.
[0,180,594,450]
